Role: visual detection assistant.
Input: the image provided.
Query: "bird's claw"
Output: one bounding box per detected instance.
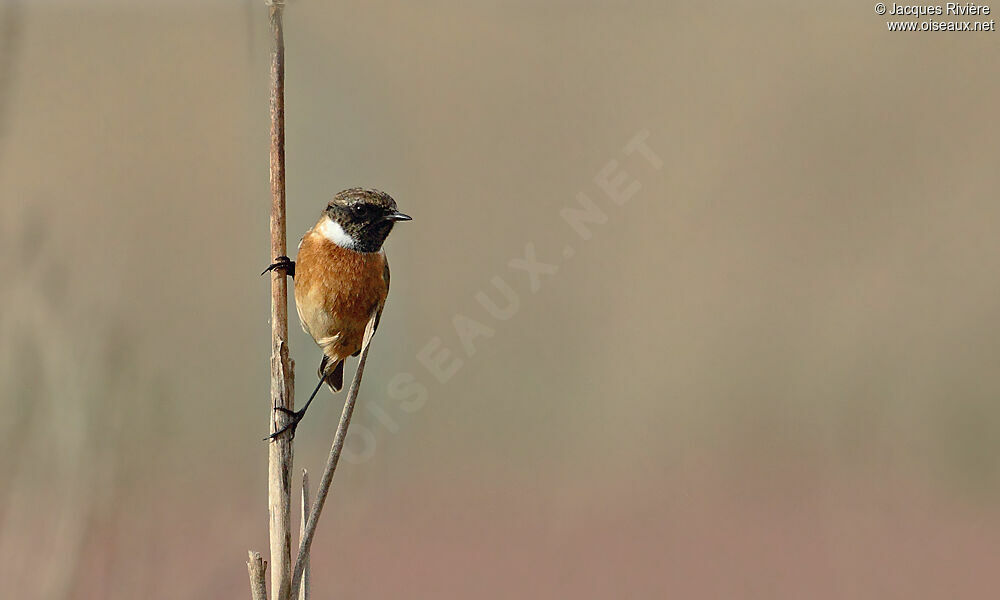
[264,406,306,441]
[261,255,295,277]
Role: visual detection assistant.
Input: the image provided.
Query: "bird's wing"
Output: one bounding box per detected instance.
[374,259,389,333]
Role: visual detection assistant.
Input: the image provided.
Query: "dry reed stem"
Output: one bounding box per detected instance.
[247,551,268,600]
[298,470,310,600]
[266,2,295,600]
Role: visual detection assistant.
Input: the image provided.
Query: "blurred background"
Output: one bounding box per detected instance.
[3,1,1000,598]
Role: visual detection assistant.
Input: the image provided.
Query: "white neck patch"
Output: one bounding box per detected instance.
[317,217,357,249]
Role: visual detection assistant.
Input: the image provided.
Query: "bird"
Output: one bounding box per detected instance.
[262,187,411,439]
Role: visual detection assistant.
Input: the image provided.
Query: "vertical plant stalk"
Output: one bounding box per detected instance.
[290,312,379,597]
[266,2,294,600]
[247,551,268,600]
[298,470,310,600]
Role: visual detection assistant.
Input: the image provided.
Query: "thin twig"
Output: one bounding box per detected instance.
[290,313,379,597]
[247,551,268,600]
[298,470,310,600]
[266,2,295,600]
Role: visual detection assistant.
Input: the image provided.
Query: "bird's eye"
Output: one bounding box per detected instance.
[351,204,365,216]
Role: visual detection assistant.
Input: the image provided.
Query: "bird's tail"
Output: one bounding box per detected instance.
[318,355,344,392]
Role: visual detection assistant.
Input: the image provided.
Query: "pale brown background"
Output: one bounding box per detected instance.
[2,1,1000,598]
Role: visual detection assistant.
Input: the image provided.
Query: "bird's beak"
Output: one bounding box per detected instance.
[384,211,412,222]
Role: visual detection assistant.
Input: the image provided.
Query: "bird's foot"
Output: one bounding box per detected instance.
[261,255,295,278]
[265,406,306,441]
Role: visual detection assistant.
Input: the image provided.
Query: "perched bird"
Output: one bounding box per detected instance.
[263,187,411,439]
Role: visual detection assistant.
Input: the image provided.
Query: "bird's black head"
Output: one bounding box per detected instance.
[321,188,411,253]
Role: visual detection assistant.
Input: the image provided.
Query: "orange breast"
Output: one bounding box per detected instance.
[294,231,388,361]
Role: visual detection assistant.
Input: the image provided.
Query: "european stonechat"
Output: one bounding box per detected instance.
[263,187,411,438]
